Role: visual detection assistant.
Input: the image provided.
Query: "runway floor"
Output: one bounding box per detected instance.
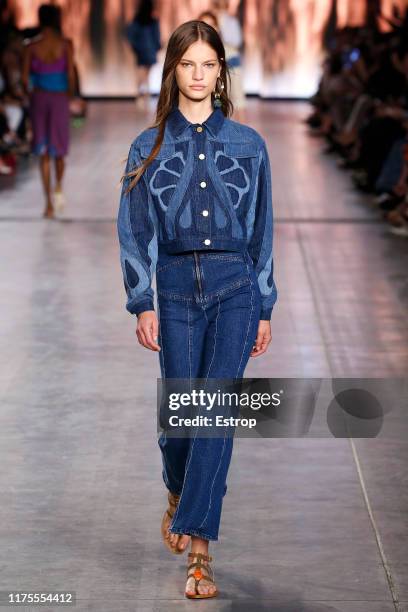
[0,99,407,611]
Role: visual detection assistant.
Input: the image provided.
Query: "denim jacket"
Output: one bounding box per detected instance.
[117,105,277,320]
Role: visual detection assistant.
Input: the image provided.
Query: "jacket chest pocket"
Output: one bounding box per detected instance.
[223,143,259,159]
[139,143,176,160]
[214,142,259,210]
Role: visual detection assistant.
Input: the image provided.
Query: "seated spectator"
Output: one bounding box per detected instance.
[306,8,408,236]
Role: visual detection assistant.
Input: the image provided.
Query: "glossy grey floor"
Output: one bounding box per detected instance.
[0,100,407,612]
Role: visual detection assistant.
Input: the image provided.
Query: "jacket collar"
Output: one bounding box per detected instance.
[167,105,225,139]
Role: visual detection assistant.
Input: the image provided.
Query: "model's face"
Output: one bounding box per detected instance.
[175,41,221,104]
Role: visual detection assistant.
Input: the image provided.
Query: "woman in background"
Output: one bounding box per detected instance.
[22,3,75,218]
[126,0,161,112]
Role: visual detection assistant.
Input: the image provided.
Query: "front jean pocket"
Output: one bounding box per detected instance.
[199,254,251,299]
[156,256,196,298]
[156,255,191,275]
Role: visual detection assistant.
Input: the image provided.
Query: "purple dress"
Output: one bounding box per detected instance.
[29,42,70,157]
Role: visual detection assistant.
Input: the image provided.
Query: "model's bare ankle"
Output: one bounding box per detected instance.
[43,202,54,218]
[190,535,209,554]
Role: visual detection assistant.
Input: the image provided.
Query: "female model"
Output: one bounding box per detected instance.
[22,4,75,218]
[117,20,277,599]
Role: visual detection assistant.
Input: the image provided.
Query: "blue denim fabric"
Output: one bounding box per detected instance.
[227,55,241,68]
[117,105,277,320]
[156,245,261,540]
[125,18,161,65]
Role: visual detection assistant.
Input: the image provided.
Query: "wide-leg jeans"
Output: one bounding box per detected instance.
[156,246,262,541]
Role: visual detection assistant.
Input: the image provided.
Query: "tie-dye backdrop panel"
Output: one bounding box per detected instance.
[10,0,407,97]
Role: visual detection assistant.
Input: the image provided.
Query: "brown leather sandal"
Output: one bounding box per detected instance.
[161,490,185,555]
[185,552,218,599]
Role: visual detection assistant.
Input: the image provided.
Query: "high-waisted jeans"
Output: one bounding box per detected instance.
[156,245,262,541]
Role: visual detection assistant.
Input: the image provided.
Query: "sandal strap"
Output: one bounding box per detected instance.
[188,552,212,562]
[187,561,214,573]
[166,491,180,519]
[187,571,215,584]
[187,555,215,584]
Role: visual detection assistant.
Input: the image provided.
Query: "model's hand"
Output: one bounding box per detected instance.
[250,320,272,357]
[136,310,161,351]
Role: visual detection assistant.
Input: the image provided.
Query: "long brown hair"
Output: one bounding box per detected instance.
[121,19,234,194]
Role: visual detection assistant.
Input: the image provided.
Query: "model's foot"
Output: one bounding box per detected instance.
[43,205,55,218]
[185,550,217,597]
[169,532,191,553]
[161,491,191,554]
[53,189,65,214]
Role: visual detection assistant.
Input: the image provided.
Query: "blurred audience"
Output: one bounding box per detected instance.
[306,6,408,236]
[0,0,25,175]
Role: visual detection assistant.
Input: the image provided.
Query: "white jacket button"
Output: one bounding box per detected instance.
[202,210,209,216]
[200,181,207,188]
[204,239,211,245]
[196,126,203,132]
[198,153,205,159]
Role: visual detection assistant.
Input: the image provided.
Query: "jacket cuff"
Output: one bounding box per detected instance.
[127,298,155,316]
[259,306,273,321]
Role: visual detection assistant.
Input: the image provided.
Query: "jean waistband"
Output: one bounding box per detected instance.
[157,245,251,265]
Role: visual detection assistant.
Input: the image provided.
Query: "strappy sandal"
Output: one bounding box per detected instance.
[161,490,185,554]
[185,552,218,599]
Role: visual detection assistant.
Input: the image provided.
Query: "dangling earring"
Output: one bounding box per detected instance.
[213,76,224,108]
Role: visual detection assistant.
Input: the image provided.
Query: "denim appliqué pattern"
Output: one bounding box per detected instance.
[149,151,186,212]
[214,149,251,210]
